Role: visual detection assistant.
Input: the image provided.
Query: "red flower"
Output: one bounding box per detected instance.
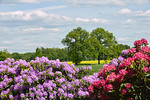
[127,48,136,54]
[106,72,116,83]
[92,79,105,88]
[143,67,149,72]
[88,84,94,93]
[98,65,116,77]
[141,38,148,44]
[132,52,149,61]
[121,88,127,94]
[134,40,142,47]
[116,74,123,82]
[140,46,150,53]
[103,84,113,92]
[119,69,128,76]
[126,83,131,90]
[119,59,132,69]
[127,98,134,100]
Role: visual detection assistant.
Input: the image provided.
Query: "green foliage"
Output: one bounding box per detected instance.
[90,28,118,64]
[41,47,70,61]
[35,47,42,58]
[10,52,22,60]
[61,27,89,65]
[0,51,7,61]
[21,52,35,62]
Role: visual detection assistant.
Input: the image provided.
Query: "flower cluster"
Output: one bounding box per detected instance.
[0,56,98,100]
[88,38,150,100]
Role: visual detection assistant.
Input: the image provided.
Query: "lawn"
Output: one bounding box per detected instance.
[66,60,109,75]
[75,64,103,75]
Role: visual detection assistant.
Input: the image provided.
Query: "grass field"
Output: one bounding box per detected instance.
[75,64,103,75]
[66,60,110,75]
[67,60,110,65]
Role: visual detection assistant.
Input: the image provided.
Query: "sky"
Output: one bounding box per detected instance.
[0,0,150,53]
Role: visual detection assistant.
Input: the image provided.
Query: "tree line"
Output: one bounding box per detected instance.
[0,27,130,64]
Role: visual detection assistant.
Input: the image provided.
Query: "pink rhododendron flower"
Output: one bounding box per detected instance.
[119,69,128,76]
[119,59,132,69]
[106,72,116,83]
[88,84,94,93]
[116,74,123,82]
[121,88,127,94]
[103,84,113,92]
[126,83,131,90]
[140,46,150,53]
[127,48,136,54]
[132,52,149,61]
[143,67,149,72]
[141,38,148,44]
[127,98,134,100]
[92,79,105,88]
[98,65,116,77]
[134,40,142,46]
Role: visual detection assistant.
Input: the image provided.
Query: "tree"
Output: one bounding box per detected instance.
[0,51,7,61]
[35,47,42,58]
[61,27,89,65]
[11,52,22,60]
[22,52,35,62]
[90,28,118,64]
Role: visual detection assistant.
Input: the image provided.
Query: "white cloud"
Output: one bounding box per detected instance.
[75,18,90,22]
[23,27,60,32]
[0,10,73,27]
[25,43,46,47]
[118,8,132,14]
[123,19,136,23]
[135,10,150,16]
[118,37,131,41]
[91,18,110,24]
[1,41,13,44]
[0,46,10,49]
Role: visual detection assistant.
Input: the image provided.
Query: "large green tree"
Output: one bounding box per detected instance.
[90,28,118,64]
[61,27,89,65]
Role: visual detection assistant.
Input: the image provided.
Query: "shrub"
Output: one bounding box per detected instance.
[0,57,98,100]
[88,38,150,100]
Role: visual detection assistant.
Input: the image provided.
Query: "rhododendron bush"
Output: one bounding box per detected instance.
[0,57,99,100]
[88,38,150,100]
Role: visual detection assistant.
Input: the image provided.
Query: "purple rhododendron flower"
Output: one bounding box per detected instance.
[118,56,124,61]
[20,93,25,98]
[112,58,118,66]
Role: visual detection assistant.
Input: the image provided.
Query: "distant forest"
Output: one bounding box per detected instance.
[0,44,130,62]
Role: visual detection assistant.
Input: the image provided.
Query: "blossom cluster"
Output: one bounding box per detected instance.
[0,56,98,100]
[88,38,150,100]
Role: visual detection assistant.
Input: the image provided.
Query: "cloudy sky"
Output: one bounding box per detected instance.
[0,0,150,53]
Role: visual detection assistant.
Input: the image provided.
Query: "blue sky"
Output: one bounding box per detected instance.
[0,0,150,53]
